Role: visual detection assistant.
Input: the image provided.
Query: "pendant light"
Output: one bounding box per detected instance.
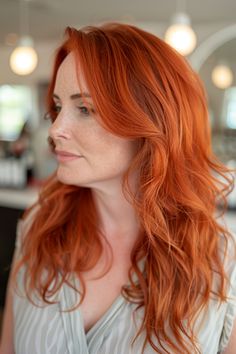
[9,0,38,75]
[164,0,197,56]
[212,64,234,89]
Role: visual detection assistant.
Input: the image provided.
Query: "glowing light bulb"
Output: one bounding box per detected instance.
[165,12,197,56]
[212,65,233,89]
[9,37,38,75]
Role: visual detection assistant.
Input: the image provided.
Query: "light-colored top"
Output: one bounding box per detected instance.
[12,216,236,354]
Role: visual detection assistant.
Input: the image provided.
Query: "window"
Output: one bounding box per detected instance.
[222,87,236,129]
[0,85,33,141]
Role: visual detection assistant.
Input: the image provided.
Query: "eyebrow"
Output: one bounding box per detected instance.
[53,92,92,100]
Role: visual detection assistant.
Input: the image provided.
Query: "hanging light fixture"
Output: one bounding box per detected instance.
[211,64,233,89]
[9,0,38,75]
[164,0,197,56]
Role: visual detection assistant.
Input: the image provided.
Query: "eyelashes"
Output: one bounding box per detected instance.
[43,105,94,122]
[43,105,59,121]
[79,106,91,115]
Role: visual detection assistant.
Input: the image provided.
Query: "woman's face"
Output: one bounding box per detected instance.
[49,52,139,191]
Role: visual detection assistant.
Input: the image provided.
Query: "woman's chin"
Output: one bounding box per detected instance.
[56,168,91,188]
[56,169,74,185]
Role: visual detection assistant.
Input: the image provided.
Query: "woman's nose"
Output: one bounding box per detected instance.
[48,112,71,141]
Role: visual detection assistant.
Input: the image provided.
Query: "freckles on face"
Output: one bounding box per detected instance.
[51,52,139,188]
[68,118,139,185]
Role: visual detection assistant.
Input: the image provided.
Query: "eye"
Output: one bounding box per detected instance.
[78,106,90,116]
[53,104,62,113]
[78,106,96,116]
[43,104,61,122]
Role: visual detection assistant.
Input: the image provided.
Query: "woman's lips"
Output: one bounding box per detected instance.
[55,150,83,162]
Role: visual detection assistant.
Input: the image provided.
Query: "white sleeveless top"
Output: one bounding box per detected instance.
[12,215,236,354]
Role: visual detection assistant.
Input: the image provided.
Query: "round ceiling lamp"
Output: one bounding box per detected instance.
[9,0,38,76]
[10,36,38,75]
[165,12,197,56]
[211,64,234,89]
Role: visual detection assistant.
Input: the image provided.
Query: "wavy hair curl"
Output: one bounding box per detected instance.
[13,22,235,353]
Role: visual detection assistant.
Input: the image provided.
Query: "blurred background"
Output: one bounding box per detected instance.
[0,0,236,333]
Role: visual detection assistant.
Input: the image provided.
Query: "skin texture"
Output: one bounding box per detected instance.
[49,52,141,240]
[49,53,139,189]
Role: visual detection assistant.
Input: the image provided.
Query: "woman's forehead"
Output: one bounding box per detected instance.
[54,53,88,95]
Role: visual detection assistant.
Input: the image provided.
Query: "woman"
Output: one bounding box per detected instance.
[1,22,236,354]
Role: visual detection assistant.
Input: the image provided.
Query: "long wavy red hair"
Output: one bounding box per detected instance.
[12,22,235,353]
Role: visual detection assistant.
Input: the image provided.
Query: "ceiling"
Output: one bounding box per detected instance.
[0,0,236,46]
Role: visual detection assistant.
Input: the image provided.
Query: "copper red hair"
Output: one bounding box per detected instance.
[12,22,235,353]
